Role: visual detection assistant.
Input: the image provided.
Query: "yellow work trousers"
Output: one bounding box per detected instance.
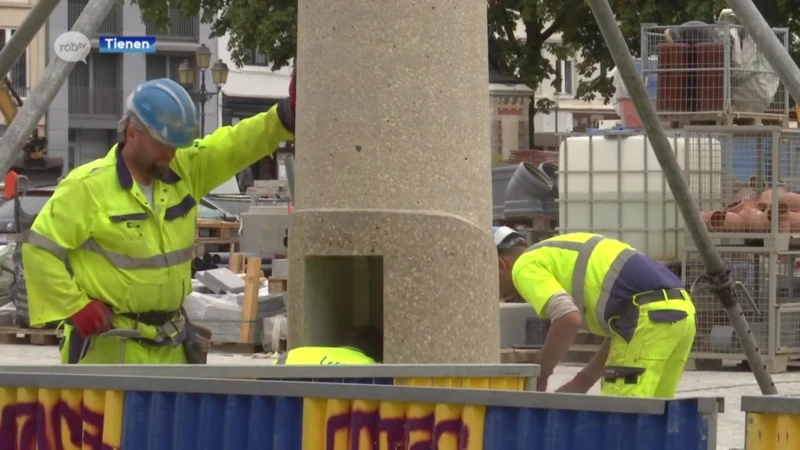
[60,325,187,364]
[601,291,696,398]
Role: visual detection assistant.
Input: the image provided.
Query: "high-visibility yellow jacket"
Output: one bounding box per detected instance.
[21,105,292,338]
[276,346,376,365]
[512,232,637,336]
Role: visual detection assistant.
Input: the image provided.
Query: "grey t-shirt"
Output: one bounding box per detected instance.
[137,181,155,210]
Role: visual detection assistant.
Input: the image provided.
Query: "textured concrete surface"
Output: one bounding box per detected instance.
[0,344,791,449]
[291,0,499,361]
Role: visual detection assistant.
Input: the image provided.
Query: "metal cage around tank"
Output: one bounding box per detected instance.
[681,126,800,372]
[640,23,789,124]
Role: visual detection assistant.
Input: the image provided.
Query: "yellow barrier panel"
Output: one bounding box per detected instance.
[396,376,526,391]
[0,387,123,449]
[746,412,800,450]
[301,395,487,449]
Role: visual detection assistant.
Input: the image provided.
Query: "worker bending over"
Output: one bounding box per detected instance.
[275,326,383,365]
[494,227,696,398]
[22,72,296,364]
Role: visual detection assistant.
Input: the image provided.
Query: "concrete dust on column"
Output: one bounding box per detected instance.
[290,0,499,363]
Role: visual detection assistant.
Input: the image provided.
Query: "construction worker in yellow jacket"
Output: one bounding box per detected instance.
[494,227,696,398]
[275,326,382,365]
[21,73,296,365]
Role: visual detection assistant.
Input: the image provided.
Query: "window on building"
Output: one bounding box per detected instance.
[146,54,197,89]
[69,53,120,89]
[67,52,121,116]
[555,59,573,95]
[245,51,269,67]
[0,29,28,97]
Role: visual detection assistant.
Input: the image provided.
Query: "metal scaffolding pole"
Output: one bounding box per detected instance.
[585,0,778,394]
[0,0,117,176]
[0,0,59,81]
[725,0,800,102]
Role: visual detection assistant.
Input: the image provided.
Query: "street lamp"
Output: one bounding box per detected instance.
[178,43,229,136]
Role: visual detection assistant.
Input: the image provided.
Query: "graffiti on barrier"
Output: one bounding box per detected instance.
[326,408,472,450]
[0,399,114,450]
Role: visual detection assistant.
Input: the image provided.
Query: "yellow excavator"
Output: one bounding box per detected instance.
[0,76,62,187]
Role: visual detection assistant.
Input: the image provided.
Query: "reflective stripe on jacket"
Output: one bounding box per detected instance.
[512,233,637,336]
[276,347,376,365]
[21,105,293,336]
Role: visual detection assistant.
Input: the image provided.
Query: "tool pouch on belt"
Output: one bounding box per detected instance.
[181,308,212,364]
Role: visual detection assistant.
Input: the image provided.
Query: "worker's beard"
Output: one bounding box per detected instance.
[147,162,171,181]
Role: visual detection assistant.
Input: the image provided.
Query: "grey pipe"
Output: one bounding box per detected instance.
[725,0,800,103]
[585,0,777,394]
[0,0,118,176]
[0,0,59,81]
[284,153,296,205]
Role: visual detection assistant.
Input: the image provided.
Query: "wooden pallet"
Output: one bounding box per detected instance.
[0,326,62,346]
[663,112,788,128]
[268,277,288,293]
[209,341,263,354]
[194,239,238,253]
[500,330,603,364]
[496,215,557,232]
[196,219,240,240]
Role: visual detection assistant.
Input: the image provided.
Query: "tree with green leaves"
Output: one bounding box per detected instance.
[137,0,799,113]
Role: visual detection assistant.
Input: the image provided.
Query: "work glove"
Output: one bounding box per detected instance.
[277,67,296,133]
[556,372,595,394]
[69,300,113,338]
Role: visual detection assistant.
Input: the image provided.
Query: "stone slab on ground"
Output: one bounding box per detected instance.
[0,344,792,450]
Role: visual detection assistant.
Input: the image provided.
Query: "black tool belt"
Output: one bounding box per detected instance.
[121,310,181,327]
[635,288,686,305]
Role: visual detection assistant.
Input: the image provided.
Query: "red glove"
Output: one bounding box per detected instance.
[556,372,595,394]
[70,300,113,338]
[289,67,296,113]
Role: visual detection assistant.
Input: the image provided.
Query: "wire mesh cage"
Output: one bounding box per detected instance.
[683,127,800,236]
[684,249,800,357]
[640,23,789,120]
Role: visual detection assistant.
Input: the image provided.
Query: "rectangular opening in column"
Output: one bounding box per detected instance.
[304,255,384,359]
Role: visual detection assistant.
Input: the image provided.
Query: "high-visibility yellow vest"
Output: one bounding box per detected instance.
[512,232,637,336]
[21,106,292,340]
[277,346,376,365]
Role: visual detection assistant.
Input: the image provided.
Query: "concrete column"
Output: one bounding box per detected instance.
[289,0,499,363]
[46,0,70,170]
[121,2,146,98]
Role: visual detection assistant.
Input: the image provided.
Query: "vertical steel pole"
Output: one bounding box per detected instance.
[0,0,118,175]
[725,0,800,102]
[585,0,778,394]
[0,0,60,81]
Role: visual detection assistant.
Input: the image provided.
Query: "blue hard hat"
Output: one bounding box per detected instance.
[124,78,197,148]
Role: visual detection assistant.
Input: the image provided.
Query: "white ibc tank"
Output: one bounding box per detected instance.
[558,131,721,261]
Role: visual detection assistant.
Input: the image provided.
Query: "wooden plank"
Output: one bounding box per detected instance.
[238,256,262,344]
[229,252,244,274]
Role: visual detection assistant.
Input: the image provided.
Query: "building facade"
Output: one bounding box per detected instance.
[216,33,291,180]
[0,0,48,136]
[490,23,619,159]
[46,0,219,171]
